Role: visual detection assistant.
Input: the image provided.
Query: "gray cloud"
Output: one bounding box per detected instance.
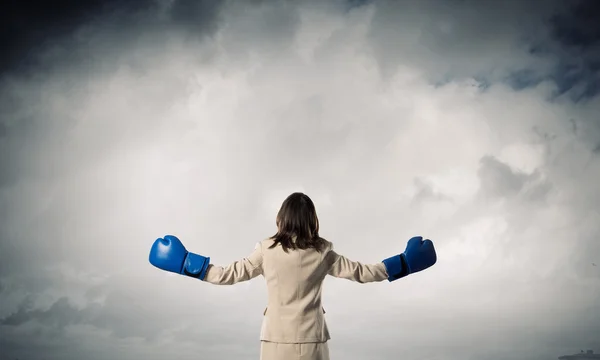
[367,0,561,82]
[477,155,553,202]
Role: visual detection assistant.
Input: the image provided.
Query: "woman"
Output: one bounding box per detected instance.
[149,192,437,360]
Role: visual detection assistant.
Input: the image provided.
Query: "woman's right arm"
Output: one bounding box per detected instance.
[326,236,437,283]
[325,249,390,283]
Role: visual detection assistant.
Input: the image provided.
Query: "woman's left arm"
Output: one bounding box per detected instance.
[203,242,264,285]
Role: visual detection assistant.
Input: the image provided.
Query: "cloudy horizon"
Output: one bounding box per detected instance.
[1,0,600,359]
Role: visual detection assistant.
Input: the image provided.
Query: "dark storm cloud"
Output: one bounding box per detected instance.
[2,0,153,76]
[551,0,600,50]
[366,0,600,99]
[367,0,561,82]
[1,0,225,77]
[544,0,600,99]
[3,0,598,94]
[169,0,224,34]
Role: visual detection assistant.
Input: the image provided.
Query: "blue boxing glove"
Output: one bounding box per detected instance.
[149,235,211,280]
[382,236,437,282]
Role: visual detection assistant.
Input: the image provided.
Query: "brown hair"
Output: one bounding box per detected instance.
[268,192,327,252]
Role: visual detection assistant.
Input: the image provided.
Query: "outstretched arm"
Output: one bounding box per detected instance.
[203,242,264,285]
[325,236,436,283]
[325,250,389,283]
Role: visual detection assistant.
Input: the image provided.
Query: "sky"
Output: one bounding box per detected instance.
[1,0,600,359]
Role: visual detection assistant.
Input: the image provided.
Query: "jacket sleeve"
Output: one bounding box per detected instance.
[203,242,264,285]
[325,246,389,283]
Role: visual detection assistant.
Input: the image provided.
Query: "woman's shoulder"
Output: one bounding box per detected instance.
[320,237,332,246]
[259,237,277,247]
[317,237,334,252]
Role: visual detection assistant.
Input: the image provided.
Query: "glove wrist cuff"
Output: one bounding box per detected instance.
[382,254,409,282]
[182,252,211,280]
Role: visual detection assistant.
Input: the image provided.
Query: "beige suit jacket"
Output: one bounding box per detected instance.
[203,237,389,343]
